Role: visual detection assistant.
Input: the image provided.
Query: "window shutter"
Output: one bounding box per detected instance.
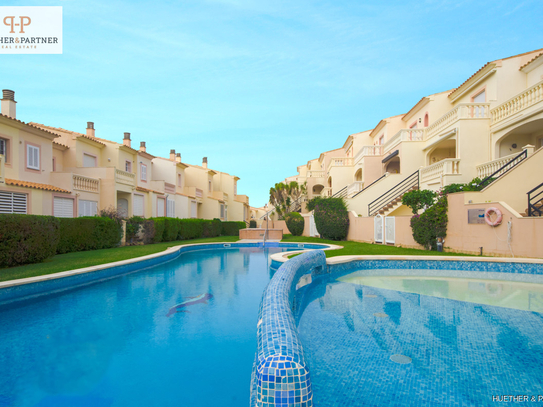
[167,199,175,218]
[27,145,40,170]
[78,200,98,217]
[133,195,144,217]
[83,154,96,168]
[191,201,197,218]
[157,198,165,217]
[0,191,27,214]
[54,197,74,218]
[141,164,147,181]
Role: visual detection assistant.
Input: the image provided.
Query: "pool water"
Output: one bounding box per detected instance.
[0,247,289,407]
[297,270,543,407]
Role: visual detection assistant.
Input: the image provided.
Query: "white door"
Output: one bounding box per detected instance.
[374,215,383,243]
[385,216,395,245]
[157,198,165,217]
[133,195,144,217]
[118,198,129,218]
[191,201,197,218]
[54,197,74,218]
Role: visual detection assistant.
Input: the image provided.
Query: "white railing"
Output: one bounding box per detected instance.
[347,181,364,197]
[420,159,461,184]
[491,80,543,125]
[0,154,4,184]
[354,145,383,164]
[73,174,100,193]
[383,129,425,153]
[426,103,490,140]
[115,168,136,187]
[307,170,326,178]
[476,153,519,179]
[321,187,332,197]
[328,157,353,171]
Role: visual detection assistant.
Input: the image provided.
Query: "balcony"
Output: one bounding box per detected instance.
[307,170,326,178]
[347,181,364,197]
[183,186,204,201]
[115,169,136,188]
[73,174,100,193]
[0,154,4,184]
[211,190,228,201]
[320,187,332,197]
[491,80,543,126]
[476,153,519,179]
[420,158,461,186]
[327,157,353,171]
[354,146,383,165]
[234,194,249,204]
[426,103,490,140]
[383,129,424,154]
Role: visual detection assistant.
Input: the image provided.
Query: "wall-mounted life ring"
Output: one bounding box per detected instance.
[485,207,503,226]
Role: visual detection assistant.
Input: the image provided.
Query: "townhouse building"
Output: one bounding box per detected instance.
[0,90,251,222]
[286,48,543,219]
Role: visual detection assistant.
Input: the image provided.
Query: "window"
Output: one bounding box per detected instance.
[78,200,97,217]
[27,144,40,170]
[191,201,197,218]
[133,194,144,217]
[473,90,486,103]
[140,163,147,181]
[379,135,384,145]
[157,197,165,217]
[208,180,212,192]
[54,197,74,218]
[234,181,237,196]
[424,113,429,127]
[220,203,225,220]
[167,199,175,218]
[52,157,56,172]
[177,173,182,187]
[0,138,6,156]
[0,191,27,214]
[125,160,132,172]
[83,153,97,167]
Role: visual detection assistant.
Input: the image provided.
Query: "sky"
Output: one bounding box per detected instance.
[1,0,542,206]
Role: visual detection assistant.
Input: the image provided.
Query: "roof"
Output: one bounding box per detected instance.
[448,62,493,98]
[520,52,543,71]
[0,115,60,138]
[5,179,70,194]
[52,140,69,149]
[136,186,163,194]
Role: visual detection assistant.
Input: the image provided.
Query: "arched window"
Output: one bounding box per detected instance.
[424,113,429,127]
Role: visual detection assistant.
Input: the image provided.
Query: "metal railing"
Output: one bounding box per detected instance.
[368,170,419,216]
[477,149,527,189]
[332,186,348,199]
[527,182,543,217]
[352,173,388,198]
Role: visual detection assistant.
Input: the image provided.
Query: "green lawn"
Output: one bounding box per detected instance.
[280,235,475,258]
[0,236,239,283]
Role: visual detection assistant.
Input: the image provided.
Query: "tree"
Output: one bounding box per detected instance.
[269,181,307,219]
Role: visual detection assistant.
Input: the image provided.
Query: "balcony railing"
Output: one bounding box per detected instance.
[328,157,353,171]
[383,129,424,154]
[347,181,364,197]
[420,158,461,184]
[307,170,326,178]
[0,154,4,184]
[73,174,100,193]
[491,80,543,126]
[476,153,519,179]
[115,168,136,187]
[354,145,383,164]
[426,103,490,140]
[321,187,332,197]
[234,194,249,204]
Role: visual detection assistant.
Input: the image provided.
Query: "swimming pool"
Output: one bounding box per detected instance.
[276,260,543,407]
[0,243,329,407]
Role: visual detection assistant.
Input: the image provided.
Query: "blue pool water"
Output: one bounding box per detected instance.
[0,247,292,407]
[297,270,543,407]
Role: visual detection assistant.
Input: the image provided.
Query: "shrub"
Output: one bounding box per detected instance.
[402,190,436,214]
[126,216,145,244]
[0,214,60,268]
[141,219,155,244]
[285,212,304,236]
[56,217,121,254]
[203,219,222,238]
[313,197,349,240]
[152,217,166,243]
[99,206,124,242]
[441,177,485,195]
[221,221,246,236]
[163,218,180,242]
[306,197,323,212]
[178,218,204,240]
[249,220,257,228]
[410,195,448,250]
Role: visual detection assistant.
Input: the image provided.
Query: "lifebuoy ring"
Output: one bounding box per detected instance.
[485,207,502,226]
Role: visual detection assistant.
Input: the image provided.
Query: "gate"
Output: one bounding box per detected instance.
[374,215,383,243]
[385,216,395,245]
[309,214,319,237]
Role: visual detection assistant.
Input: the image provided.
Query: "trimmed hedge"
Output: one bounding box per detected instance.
[410,195,448,250]
[285,212,304,236]
[57,217,121,254]
[0,214,60,268]
[313,197,349,240]
[249,220,257,228]
[221,221,246,236]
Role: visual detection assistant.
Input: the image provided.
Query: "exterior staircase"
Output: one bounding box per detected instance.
[521,182,543,217]
[378,185,419,216]
[368,170,419,216]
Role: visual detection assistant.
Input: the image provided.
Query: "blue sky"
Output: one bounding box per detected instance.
[2,0,542,206]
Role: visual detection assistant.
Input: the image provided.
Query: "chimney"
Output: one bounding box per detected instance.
[170,149,176,161]
[139,141,146,153]
[176,152,181,163]
[202,157,208,169]
[1,89,16,119]
[123,132,131,148]
[86,122,95,138]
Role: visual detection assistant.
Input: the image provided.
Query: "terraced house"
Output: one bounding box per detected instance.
[0,90,251,222]
[284,48,543,256]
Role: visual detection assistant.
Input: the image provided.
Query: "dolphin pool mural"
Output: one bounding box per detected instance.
[166,293,213,317]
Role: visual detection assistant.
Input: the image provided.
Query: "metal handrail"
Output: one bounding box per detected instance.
[332,186,347,199]
[527,182,543,217]
[352,173,387,198]
[478,149,527,189]
[368,170,419,216]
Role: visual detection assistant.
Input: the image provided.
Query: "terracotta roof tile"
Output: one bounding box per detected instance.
[136,186,163,194]
[52,140,69,149]
[0,115,60,138]
[520,52,543,70]
[448,62,492,98]
[5,179,70,193]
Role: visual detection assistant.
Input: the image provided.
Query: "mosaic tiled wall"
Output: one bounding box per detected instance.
[251,250,327,407]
